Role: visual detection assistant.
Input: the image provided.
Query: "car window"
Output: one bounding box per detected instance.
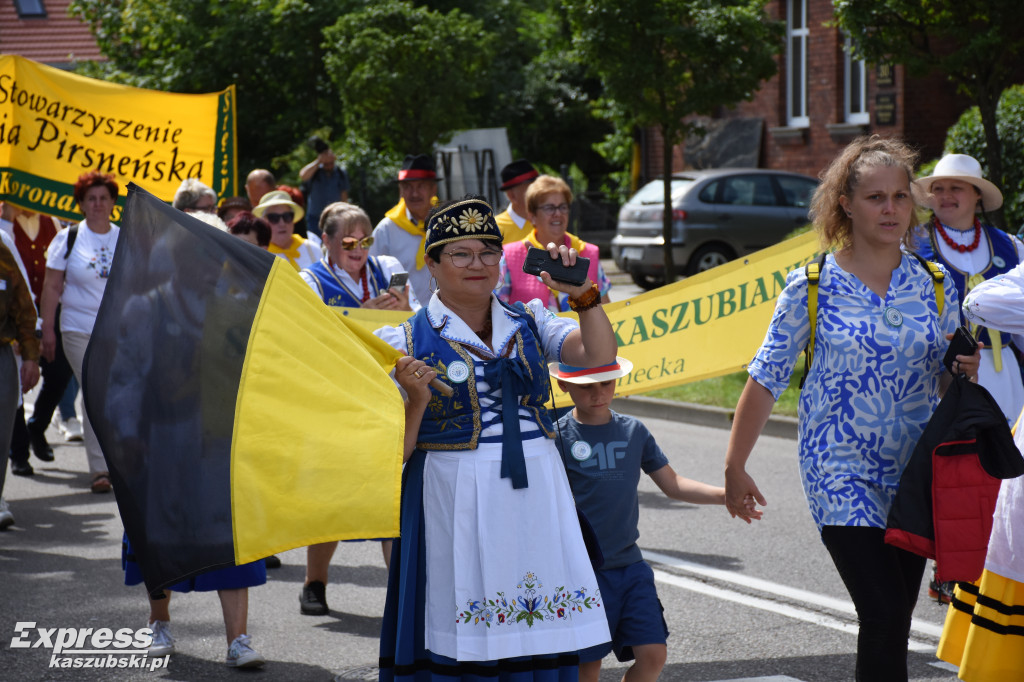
[715,175,778,207]
[630,178,695,204]
[776,176,817,208]
[698,181,719,203]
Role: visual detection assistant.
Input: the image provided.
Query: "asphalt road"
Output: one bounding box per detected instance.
[0,258,953,681]
[1,405,962,682]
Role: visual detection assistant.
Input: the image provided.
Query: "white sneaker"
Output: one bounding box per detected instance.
[62,417,84,442]
[147,620,174,657]
[0,498,14,530]
[225,633,265,668]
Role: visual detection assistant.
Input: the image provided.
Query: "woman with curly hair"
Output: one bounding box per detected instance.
[724,136,980,681]
[39,171,120,493]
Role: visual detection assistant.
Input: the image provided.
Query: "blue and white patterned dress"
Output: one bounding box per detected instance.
[748,252,959,531]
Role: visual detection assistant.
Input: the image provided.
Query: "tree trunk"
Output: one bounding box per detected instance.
[662,131,676,284]
[977,84,1006,230]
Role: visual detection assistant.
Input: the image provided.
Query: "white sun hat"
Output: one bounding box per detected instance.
[915,153,1003,211]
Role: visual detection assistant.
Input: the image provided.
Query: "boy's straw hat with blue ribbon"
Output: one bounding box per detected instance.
[548,357,633,384]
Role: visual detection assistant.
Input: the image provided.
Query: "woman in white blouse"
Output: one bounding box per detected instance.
[40,171,120,494]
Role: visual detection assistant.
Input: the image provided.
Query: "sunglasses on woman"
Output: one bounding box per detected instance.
[264,211,295,224]
[340,236,375,250]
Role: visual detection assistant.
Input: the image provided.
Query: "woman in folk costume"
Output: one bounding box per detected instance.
[300,202,418,312]
[375,195,613,680]
[936,266,1024,682]
[913,153,1024,424]
[912,153,1024,602]
[497,174,612,312]
[297,201,416,616]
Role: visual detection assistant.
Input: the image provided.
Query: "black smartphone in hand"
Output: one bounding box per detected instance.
[387,272,408,291]
[522,246,590,286]
[943,325,979,375]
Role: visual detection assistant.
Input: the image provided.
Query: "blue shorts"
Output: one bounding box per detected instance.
[579,560,668,663]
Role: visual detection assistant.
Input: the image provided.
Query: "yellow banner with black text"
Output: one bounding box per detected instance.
[337,231,820,396]
[0,55,236,222]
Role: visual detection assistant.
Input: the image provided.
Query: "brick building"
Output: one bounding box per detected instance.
[0,0,103,67]
[643,0,972,181]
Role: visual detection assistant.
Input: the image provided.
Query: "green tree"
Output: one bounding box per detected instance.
[834,0,1024,229]
[69,0,350,175]
[566,0,782,282]
[496,4,612,181]
[322,1,495,156]
[69,0,617,213]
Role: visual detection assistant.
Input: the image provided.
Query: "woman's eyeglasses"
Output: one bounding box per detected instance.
[264,211,295,224]
[339,236,374,250]
[537,203,570,215]
[443,249,502,268]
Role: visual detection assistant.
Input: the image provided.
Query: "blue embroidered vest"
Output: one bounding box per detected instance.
[401,303,555,451]
[303,257,389,307]
[917,223,1020,346]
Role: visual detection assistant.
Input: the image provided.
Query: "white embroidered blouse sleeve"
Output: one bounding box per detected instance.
[963,261,1024,334]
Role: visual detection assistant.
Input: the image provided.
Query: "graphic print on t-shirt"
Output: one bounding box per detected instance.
[574,439,629,478]
[556,412,670,568]
[88,244,115,279]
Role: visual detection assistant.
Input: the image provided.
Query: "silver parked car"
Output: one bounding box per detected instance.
[611,168,819,288]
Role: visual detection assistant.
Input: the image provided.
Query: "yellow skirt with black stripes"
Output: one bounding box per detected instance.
[937,569,1024,682]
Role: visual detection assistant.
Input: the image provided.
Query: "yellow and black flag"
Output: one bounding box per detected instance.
[83,184,405,594]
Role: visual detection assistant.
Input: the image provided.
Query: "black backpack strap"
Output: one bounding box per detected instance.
[64,224,79,260]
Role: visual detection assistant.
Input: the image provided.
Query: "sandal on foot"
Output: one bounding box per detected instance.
[91,473,112,494]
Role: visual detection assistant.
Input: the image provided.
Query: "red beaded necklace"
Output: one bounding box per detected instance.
[934,216,982,253]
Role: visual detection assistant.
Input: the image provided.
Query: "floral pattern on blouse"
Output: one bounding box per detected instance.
[748,253,958,531]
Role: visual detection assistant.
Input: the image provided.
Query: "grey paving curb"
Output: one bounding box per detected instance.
[610,395,798,441]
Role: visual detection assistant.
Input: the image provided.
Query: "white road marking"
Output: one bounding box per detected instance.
[705,677,805,682]
[644,550,939,651]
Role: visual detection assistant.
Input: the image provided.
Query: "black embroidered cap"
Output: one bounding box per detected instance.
[423,196,502,254]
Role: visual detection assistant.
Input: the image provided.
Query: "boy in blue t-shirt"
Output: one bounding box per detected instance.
[551,357,759,682]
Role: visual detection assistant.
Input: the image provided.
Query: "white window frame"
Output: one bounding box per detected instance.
[786,0,809,127]
[844,38,869,124]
